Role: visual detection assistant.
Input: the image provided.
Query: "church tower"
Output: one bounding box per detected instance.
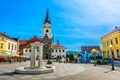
[43,9,52,39]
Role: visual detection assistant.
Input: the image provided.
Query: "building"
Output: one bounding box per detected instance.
[0,32,19,58]
[101,26,120,59]
[19,35,53,59]
[81,46,101,53]
[19,9,66,59]
[51,40,66,59]
[81,46,101,63]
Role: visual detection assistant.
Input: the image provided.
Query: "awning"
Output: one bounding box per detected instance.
[0,53,11,57]
[0,53,20,57]
[14,54,21,58]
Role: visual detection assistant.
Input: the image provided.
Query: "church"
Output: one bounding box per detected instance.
[19,9,66,59]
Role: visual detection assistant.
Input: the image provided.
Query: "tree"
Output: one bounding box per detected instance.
[91,49,99,66]
[73,53,78,63]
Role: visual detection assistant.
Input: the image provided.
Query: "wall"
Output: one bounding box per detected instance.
[52,49,66,59]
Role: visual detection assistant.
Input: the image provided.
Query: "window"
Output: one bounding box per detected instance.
[46,30,49,33]
[8,43,10,50]
[1,43,3,49]
[26,49,27,52]
[117,49,120,57]
[15,45,16,50]
[52,50,54,52]
[59,50,61,52]
[29,49,31,52]
[115,37,118,44]
[37,49,39,52]
[108,51,110,58]
[12,44,13,50]
[63,50,65,52]
[56,50,57,52]
[110,39,113,45]
[106,41,108,46]
[2,37,4,40]
[52,55,54,58]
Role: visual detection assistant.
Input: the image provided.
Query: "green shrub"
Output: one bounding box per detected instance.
[47,60,52,64]
[96,59,102,65]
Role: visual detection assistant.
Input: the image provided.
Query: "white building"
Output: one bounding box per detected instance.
[6,38,19,55]
[51,40,66,59]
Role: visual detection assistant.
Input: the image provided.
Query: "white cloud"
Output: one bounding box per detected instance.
[52,0,120,50]
[53,0,120,26]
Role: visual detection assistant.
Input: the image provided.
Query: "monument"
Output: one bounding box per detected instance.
[15,42,55,74]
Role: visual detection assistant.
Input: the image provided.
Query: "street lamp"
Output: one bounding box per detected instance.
[92,49,96,66]
[109,44,115,70]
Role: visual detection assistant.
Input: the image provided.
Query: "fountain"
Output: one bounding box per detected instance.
[15,42,55,74]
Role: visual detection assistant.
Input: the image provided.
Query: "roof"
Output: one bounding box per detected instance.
[0,32,10,38]
[12,38,19,41]
[52,44,66,49]
[19,36,53,49]
[0,32,19,41]
[29,36,43,43]
[81,46,101,53]
[44,9,51,24]
[19,40,28,45]
[101,26,120,39]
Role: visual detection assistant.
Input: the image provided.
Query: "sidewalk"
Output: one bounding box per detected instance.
[0,61,27,65]
[53,64,120,80]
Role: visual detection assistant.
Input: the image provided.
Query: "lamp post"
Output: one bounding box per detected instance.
[10,50,12,64]
[92,49,96,66]
[109,44,115,70]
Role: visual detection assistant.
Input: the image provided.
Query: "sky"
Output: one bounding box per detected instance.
[0,0,120,51]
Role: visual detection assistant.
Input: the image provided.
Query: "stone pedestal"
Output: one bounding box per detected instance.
[30,42,44,68]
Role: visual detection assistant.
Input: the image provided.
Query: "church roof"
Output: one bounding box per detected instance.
[44,9,51,24]
[19,36,53,48]
[29,36,43,43]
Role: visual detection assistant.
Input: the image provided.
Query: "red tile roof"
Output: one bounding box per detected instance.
[52,44,66,49]
[19,40,28,45]
[29,36,43,43]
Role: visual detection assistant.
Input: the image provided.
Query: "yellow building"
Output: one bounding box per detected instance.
[0,33,7,54]
[0,32,19,59]
[101,26,120,59]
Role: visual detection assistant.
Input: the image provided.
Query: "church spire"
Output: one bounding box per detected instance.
[44,8,51,24]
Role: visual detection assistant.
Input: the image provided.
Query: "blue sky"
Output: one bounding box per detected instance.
[0,0,120,51]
